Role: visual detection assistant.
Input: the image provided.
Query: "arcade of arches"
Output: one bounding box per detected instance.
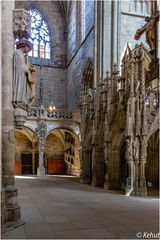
[1,0,159,235]
[15,128,80,176]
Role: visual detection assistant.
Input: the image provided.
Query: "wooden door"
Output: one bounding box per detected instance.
[47,158,65,174]
[22,154,32,174]
[15,160,22,175]
[34,153,39,174]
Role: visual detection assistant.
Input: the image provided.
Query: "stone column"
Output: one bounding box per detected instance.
[91,144,97,186]
[81,146,91,184]
[37,146,46,176]
[139,136,147,196]
[94,0,104,86]
[79,145,83,182]
[138,49,147,196]
[103,0,112,76]
[35,122,47,176]
[125,138,135,196]
[104,140,111,190]
[32,149,35,174]
[1,0,22,231]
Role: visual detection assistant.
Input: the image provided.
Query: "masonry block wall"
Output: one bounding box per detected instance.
[15,1,67,109]
[66,1,95,110]
[46,134,64,159]
[119,0,151,60]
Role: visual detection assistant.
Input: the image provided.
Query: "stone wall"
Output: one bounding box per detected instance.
[119,0,151,61]
[33,65,66,108]
[15,132,32,155]
[66,1,94,110]
[67,1,77,63]
[46,134,64,158]
[15,1,67,109]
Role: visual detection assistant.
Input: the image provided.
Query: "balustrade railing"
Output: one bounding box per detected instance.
[27,107,80,122]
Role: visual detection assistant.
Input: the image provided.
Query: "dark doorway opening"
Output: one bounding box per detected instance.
[22,153,32,174]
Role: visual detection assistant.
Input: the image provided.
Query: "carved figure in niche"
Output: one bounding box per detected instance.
[125,138,132,161]
[13,39,36,109]
[134,10,159,54]
[87,88,94,102]
[13,9,31,40]
[133,137,139,161]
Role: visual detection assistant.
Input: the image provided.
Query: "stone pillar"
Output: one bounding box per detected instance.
[103,0,112,76]
[94,0,104,86]
[37,146,45,176]
[73,144,80,176]
[139,136,147,196]
[138,49,147,196]
[81,147,91,184]
[125,138,135,196]
[79,144,83,182]
[32,149,35,174]
[1,0,22,231]
[91,145,97,186]
[104,140,111,190]
[35,122,47,176]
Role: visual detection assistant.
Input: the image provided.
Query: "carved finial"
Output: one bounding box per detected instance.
[105,71,109,79]
[13,9,31,40]
[13,9,32,51]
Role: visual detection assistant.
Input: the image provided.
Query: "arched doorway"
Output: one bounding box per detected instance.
[15,128,38,175]
[46,129,80,176]
[146,130,159,196]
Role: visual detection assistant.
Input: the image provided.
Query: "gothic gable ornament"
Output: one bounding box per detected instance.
[13,9,31,40]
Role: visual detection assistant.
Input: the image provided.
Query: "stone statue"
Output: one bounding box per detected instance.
[87,88,94,102]
[125,139,132,161]
[133,137,139,161]
[134,10,159,54]
[13,39,36,110]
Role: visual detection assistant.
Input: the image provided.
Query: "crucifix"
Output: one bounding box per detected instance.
[134,1,159,58]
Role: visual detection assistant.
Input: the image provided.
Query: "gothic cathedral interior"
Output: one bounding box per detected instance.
[1,0,159,238]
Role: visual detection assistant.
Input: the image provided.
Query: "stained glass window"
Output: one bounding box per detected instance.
[28,9,51,59]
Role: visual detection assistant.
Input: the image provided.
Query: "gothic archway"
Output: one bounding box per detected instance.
[46,128,80,176]
[15,127,38,175]
[145,130,159,196]
[107,111,126,190]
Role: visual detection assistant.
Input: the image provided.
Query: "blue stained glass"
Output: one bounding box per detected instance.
[28,9,51,59]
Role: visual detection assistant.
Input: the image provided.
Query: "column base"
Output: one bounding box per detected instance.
[138,187,147,196]
[37,167,46,176]
[80,177,91,184]
[125,186,134,196]
[91,178,97,187]
[2,218,25,234]
[104,179,120,190]
[1,186,24,233]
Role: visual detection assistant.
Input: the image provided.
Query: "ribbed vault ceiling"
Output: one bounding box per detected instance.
[52,1,71,23]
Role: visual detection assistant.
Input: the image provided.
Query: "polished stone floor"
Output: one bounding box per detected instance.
[2,175,159,239]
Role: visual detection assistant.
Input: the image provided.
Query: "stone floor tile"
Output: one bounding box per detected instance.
[80,228,116,239]
[24,222,52,235]
[49,222,79,231]
[25,231,57,239]
[44,215,69,224]
[54,230,88,239]
[2,175,159,240]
